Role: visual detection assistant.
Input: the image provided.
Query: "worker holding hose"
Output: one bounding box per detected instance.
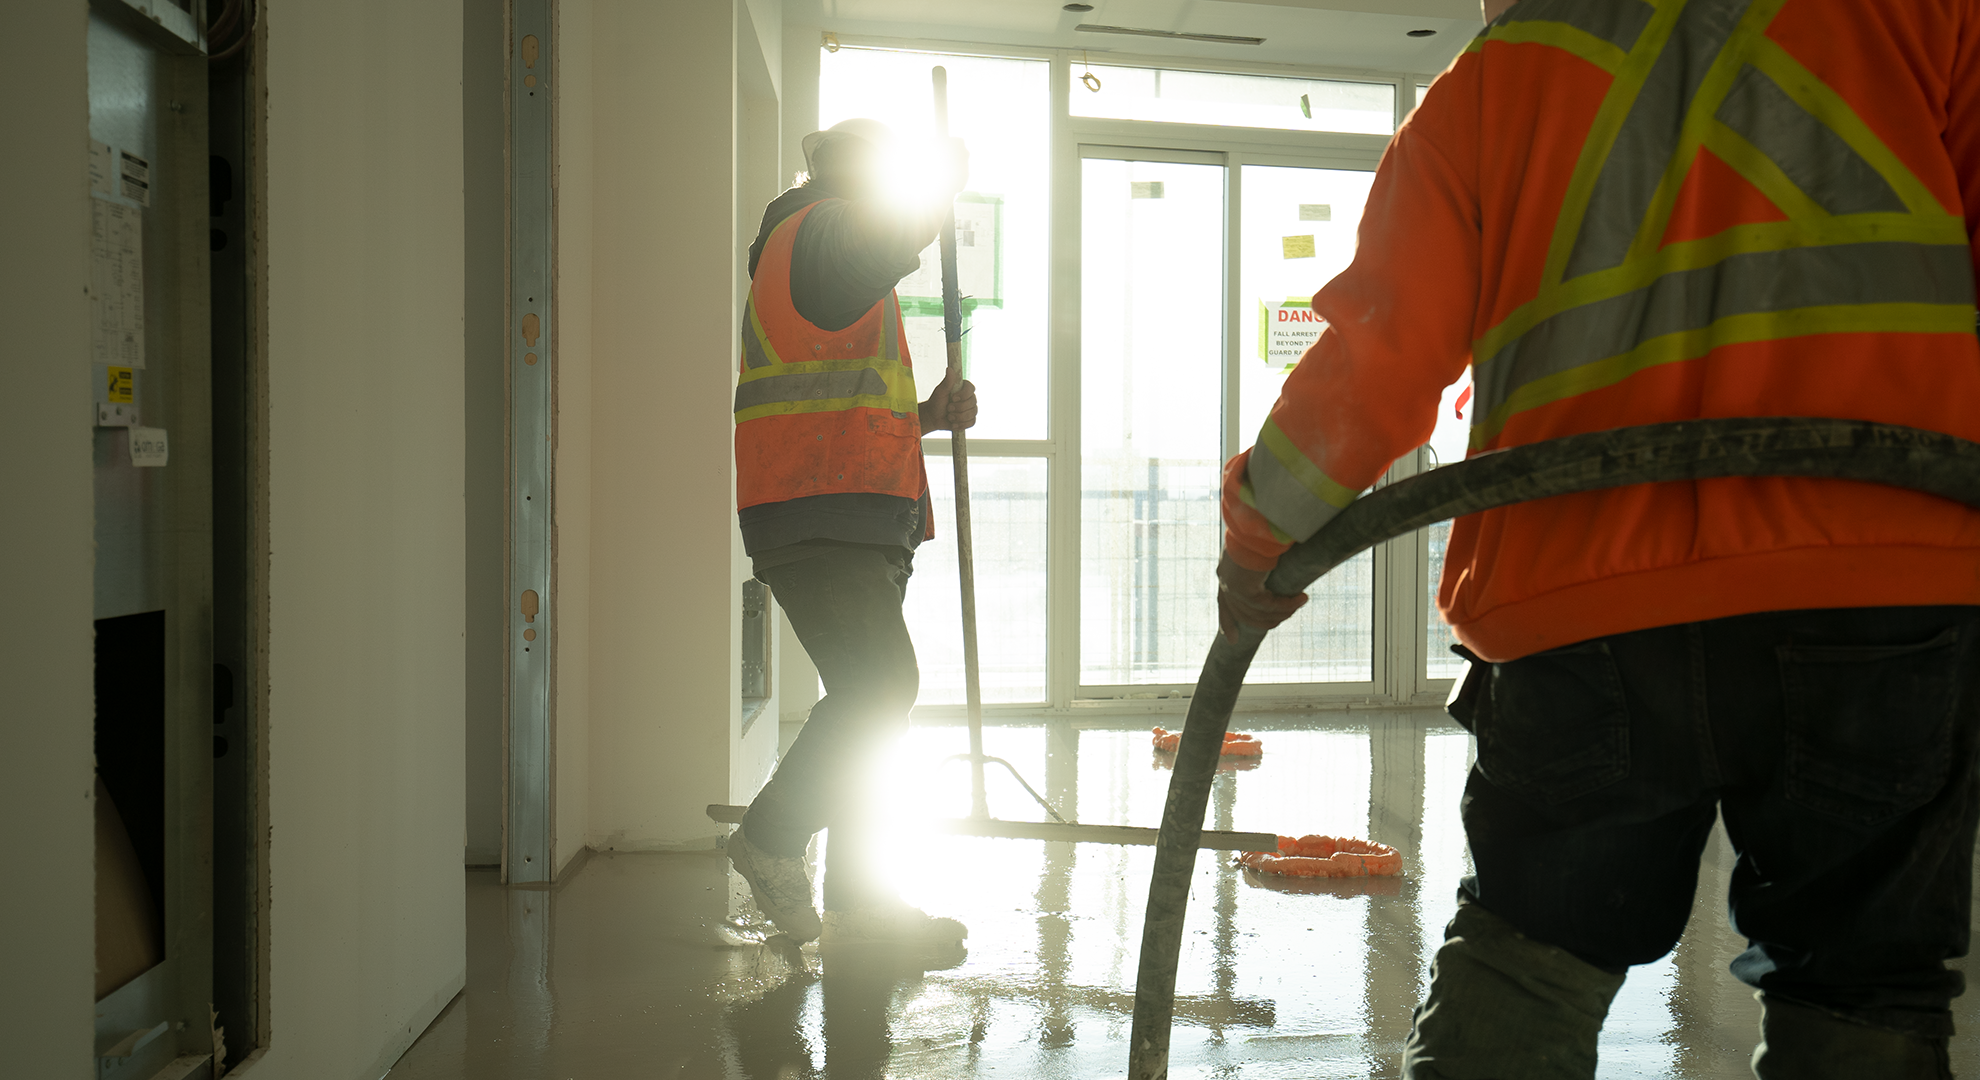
[729,118,975,946]
[1218,1,1980,1076]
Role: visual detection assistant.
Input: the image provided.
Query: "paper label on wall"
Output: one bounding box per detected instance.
[1282,234,1317,259]
[1299,203,1332,221]
[90,140,116,195]
[107,366,134,403]
[129,426,169,467]
[91,200,145,368]
[119,151,152,207]
[1259,298,1326,369]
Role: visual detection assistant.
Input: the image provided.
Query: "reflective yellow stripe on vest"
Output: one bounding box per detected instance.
[733,294,919,424]
[1463,0,1654,76]
[1468,0,1976,449]
[1239,416,1361,543]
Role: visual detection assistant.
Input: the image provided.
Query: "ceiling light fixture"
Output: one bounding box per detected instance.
[1407,28,1437,37]
[1074,24,1266,46]
[1063,3,1095,10]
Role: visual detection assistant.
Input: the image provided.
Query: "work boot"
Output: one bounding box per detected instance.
[727,825,823,944]
[820,901,968,947]
[1751,993,1952,1080]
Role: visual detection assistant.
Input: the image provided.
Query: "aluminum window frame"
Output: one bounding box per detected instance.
[822,36,1452,716]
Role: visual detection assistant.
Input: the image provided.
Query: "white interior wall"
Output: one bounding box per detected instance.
[745,0,784,100]
[241,0,467,1075]
[734,0,788,801]
[0,2,96,1076]
[581,0,749,851]
[781,23,820,190]
[462,0,507,868]
[555,0,597,876]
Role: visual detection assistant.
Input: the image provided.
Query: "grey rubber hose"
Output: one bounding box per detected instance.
[1127,417,1980,1080]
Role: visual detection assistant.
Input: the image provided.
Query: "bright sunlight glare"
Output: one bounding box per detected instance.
[873,137,955,208]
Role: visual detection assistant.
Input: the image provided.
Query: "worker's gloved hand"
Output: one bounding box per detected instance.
[919,376,978,435]
[1217,553,1307,643]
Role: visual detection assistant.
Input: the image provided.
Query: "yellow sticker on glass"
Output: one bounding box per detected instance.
[107,366,134,403]
[1282,235,1316,259]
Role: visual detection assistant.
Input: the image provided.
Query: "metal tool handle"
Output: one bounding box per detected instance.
[932,65,988,818]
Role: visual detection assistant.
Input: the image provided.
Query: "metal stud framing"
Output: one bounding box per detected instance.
[507,0,553,884]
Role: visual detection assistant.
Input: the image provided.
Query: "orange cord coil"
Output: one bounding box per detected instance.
[1150,727,1262,756]
[1237,835,1403,878]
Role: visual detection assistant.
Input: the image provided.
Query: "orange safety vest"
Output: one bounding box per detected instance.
[1222,0,1980,661]
[734,201,929,513]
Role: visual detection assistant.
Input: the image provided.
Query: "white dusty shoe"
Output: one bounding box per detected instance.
[821,902,969,946]
[727,827,822,944]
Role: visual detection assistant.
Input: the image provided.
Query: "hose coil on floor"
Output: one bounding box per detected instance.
[1127,418,1980,1080]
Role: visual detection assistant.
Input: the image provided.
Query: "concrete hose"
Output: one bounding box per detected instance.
[1127,417,1980,1080]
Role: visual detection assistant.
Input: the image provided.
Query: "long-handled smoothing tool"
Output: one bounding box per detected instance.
[1127,417,1980,1079]
[928,64,1264,846]
[931,63,998,824]
[710,67,1279,856]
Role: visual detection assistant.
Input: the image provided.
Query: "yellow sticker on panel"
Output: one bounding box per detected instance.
[107,366,134,403]
[1282,235,1316,259]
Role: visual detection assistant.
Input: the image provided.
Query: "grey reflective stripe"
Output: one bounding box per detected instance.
[1476,241,1975,417]
[741,298,773,370]
[882,295,899,362]
[733,367,890,412]
[1247,444,1347,542]
[1566,0,1757,279]
[1496,0,1655,52]
[1716,65,1904,216]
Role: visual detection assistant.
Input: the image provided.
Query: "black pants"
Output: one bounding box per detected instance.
[742,545,919,911]
[1453,605,1980,1038]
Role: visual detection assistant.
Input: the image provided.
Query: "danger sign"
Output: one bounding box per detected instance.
[1259,298,1326,369]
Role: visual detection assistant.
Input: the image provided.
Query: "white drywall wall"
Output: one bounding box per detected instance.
[584,0,746,850]
[240,0,468,1075]
[555,0,596,877]
[462,0,507,869]
[0,2,96,1076]
[781,22,820,189]
[745,0,784,99]
[733,0,788,803]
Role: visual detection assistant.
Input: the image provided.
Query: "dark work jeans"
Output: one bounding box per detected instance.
[742,545,919,912]
[1451,605,1980,1043]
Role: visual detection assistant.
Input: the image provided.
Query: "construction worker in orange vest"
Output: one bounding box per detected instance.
[1219,1,1980,1075]
[729,118,976,948]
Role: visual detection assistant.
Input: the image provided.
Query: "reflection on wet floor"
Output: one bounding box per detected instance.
[387,710,1980,1079]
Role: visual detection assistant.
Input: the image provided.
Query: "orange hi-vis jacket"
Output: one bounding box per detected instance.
[735,201,929,516]
[1222,0,1980,662]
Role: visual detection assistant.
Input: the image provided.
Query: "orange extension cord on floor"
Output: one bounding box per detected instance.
[1237,835,1403,878]
[1150,727,1263,756]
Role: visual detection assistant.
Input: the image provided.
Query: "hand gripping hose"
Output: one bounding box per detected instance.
[1127,417,1980,1080]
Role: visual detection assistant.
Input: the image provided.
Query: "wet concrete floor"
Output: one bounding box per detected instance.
[387,710,1979,1078]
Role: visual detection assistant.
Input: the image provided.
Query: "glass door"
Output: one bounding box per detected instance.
[1233,164,1379,686]
[1074,151,1389,697]
[1077,154,1228,689]
[821,45,1449,711]
[1423,371,1473,681]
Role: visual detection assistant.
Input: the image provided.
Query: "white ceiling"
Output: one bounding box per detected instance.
[784,0,1480,76]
